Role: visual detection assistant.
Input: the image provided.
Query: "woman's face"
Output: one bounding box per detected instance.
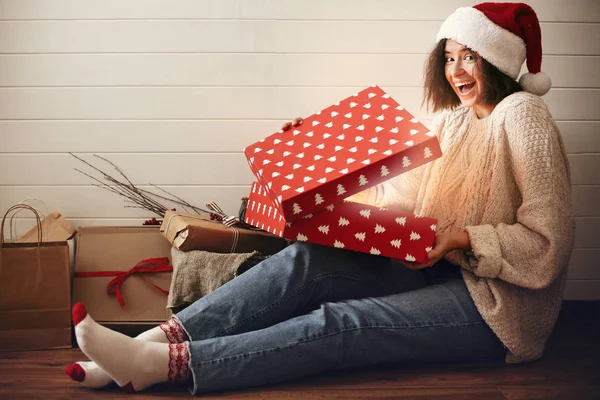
[444,39,493,118]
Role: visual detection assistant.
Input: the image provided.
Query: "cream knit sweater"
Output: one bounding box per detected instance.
[350,92,575,363]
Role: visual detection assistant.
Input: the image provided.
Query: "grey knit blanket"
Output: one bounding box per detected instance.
[167,247,266,313]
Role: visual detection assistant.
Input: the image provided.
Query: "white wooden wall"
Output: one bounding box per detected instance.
[1,0,598,299]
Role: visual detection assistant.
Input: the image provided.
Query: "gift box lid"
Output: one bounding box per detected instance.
[244,85,441,221]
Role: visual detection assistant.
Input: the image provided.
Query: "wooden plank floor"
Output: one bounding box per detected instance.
[1,301,598,400]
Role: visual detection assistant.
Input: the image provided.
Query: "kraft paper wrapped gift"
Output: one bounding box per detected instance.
[16,211,76,243]
[160,210,289,255]
[72,226,173,325]
[245,181,438,263]
[16,210,77,277]
[243,85,442,221]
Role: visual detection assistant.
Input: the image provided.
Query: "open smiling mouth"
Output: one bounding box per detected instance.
[456,81,475,95]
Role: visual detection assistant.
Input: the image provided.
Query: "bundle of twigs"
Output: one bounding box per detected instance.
[70,153,211,218]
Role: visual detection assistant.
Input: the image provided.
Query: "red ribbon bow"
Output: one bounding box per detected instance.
[74,257,173,309]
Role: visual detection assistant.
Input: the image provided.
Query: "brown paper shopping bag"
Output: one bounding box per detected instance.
[0,205,72,351]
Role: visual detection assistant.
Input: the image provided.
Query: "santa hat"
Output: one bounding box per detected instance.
[436,2,551,96]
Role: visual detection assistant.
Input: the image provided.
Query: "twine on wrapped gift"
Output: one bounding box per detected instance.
[206,202,241,228]
[74,257,173,309]
[164,211,241,254]
[165,201,251,253]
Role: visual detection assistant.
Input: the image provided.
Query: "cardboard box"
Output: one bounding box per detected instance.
[160,210,289,255]
[72,226,173,325]
[243,85,442,221]
[245,182,437,263]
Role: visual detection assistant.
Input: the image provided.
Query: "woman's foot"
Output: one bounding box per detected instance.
[66,316,188,388]
[71,303,190,392]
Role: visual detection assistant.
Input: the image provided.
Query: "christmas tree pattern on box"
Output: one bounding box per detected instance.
[244,181,437,263]
[243,85,442,222]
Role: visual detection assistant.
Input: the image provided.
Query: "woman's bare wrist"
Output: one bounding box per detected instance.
[453,231,472,251]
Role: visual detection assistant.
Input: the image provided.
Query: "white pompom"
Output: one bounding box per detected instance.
[519,72,552,96]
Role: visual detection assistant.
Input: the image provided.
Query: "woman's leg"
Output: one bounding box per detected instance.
[186,276,505,394]
[72,274,503,394]
[175,242,427,341]
[68,242,425,388]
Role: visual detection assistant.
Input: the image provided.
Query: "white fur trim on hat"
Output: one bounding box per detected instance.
[519,72,552,96]
[436,7,526,79]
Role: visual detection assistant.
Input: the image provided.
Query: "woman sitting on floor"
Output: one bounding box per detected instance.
[65,2,574,394]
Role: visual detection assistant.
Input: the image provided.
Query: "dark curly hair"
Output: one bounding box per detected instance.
[422,39,522,113]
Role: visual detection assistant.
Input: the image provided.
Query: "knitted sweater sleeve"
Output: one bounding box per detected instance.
[465,97,575,289]
[345,113,446,211]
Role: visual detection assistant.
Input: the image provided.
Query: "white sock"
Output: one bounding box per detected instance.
[71,303,190,392]
[66,318,187,388]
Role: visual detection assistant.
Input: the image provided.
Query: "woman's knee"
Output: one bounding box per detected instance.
[274,242,346,275]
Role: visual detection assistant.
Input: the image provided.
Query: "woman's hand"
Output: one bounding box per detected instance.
[281,117,304,131]
[398,231,471,270]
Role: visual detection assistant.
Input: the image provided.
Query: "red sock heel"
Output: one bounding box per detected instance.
[65,363,86,382]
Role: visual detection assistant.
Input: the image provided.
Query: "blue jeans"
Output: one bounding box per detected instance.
[174,242,505,394]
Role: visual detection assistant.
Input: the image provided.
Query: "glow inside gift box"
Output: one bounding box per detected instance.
[243,85,442,221]
[245,181,438,263]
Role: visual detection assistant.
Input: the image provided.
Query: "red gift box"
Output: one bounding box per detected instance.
[243,85,442,221]
[245,181,438,263]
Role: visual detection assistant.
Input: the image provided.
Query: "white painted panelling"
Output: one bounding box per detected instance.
[574,218,600,248]
[542,89,600,121]
[0,154,254,185]
[1,120,598,154]
[558,122,600,154]
[569,155,600,185]
[564,281,600,300]
[2,54,599,88]
[0,54,430,87]
[540,57,600,89]
[0,153,597,187]
[567,249,600,280]
[1,0,598,22]
[0,88,598,121]
[0,186,250,218]
[572,186,600,217]
[0,21,598,56]
[0,87,428,120]
[0,120,279,153]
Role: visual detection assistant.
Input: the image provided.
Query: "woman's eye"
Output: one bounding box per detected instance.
[464,54,475,62]
[445,57,454,63]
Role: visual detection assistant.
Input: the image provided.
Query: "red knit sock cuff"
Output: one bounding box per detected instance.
[160,318,188,343]
[168,343,190,382]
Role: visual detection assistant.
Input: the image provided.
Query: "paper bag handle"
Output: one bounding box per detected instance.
[1,204,43,246]
[9,198,48,242]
